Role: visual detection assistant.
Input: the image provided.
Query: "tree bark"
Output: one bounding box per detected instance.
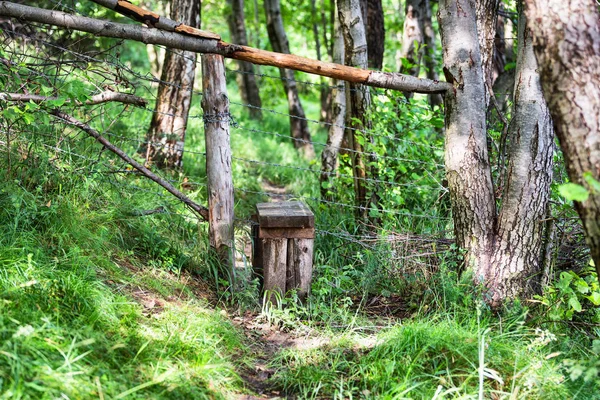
[422,0,442,107]
[145,0,200,169]
[264,0,315,158]
[438,0,496,279]
[400,0,424,77]
[320,14,346,200]
[487,7,554,304]
[400,0,441,106]
[365,0,384,70]
[525,0,600,277]
[337,0,381,221]
[475,0,500,104]
[337,0,372,218]
[439,0,555,304]
[227,0,263,119]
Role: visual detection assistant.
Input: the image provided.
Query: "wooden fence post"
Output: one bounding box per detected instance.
[201,54,235,274]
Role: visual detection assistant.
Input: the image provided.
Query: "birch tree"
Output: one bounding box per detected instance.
[320,13,346,200]
[227,0,262,119]
[265,0,315,158]
[337,0,373,218]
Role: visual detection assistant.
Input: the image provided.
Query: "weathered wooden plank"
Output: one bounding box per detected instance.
[259,227,315,239]
[287,238,314,301]
[256,201,314,228]
[262,238,288,304]
[251,215,264,287]
[202,54,234,269]
[285,239,298,295]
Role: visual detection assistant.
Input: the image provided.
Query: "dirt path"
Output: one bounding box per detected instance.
[232,314,328,399]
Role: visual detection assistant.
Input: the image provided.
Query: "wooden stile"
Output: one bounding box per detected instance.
[254,202,315,303]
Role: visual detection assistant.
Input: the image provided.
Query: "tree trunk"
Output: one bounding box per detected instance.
[264,0,315,158]
[487,6,554,304]
[400,0,442,106]
[365,0,384,70]
[438,0,496,279]
[400,0,424,77]
[227,0,262,119]
[439,0,555,304]
[525,0,600,277]
[145,0,200,169]
[422,0,442,107]
[337,0,372,218]
[311,0,322,62]
[320,14,346,200]
[475,0,499,104]
[321,0,332,59]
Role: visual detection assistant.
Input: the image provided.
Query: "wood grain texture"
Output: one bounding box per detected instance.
[259,227,315,239]
[263,238,288,303]
[287,238,314,301]
[202,54,235,267]
[256,202,314,229]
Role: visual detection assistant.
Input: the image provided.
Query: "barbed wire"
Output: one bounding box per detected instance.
[233,187,449,220]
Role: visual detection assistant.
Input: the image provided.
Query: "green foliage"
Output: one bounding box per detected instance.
[559,183,590,202]
[535,266,600,322]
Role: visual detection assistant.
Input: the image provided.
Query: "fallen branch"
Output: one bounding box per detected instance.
[0,91,148,107]
[50,110,209,220]
[0,1,452,94]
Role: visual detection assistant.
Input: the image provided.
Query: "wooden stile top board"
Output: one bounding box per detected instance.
[256,202,314,229]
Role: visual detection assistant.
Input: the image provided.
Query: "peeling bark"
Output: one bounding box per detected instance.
[0,2,452,94]
[320,14,346,199]
[265,0,315,158]
[145,0,200,169]
[337,0,373,218]
[525,0,600,277]
[227,0,262,119]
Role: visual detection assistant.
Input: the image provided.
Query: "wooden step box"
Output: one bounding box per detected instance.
[252,201,314,303]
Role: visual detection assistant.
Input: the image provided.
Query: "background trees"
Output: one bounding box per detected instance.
[226,0,263,120]
[144,0,200,169]
[264,0,315,158]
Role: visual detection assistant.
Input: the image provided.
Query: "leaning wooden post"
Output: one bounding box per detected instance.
[202,54,235,277]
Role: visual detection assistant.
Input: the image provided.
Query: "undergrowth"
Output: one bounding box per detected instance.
[0,26,598,399]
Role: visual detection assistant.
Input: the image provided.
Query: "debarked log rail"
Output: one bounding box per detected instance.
[0,1,452,95]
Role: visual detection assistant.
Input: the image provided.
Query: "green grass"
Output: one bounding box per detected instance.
[271,316,573,399]
[1,37,599,400]
[0,179,247,399]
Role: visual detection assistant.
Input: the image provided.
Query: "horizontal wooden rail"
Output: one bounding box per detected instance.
[0,1,452,94]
